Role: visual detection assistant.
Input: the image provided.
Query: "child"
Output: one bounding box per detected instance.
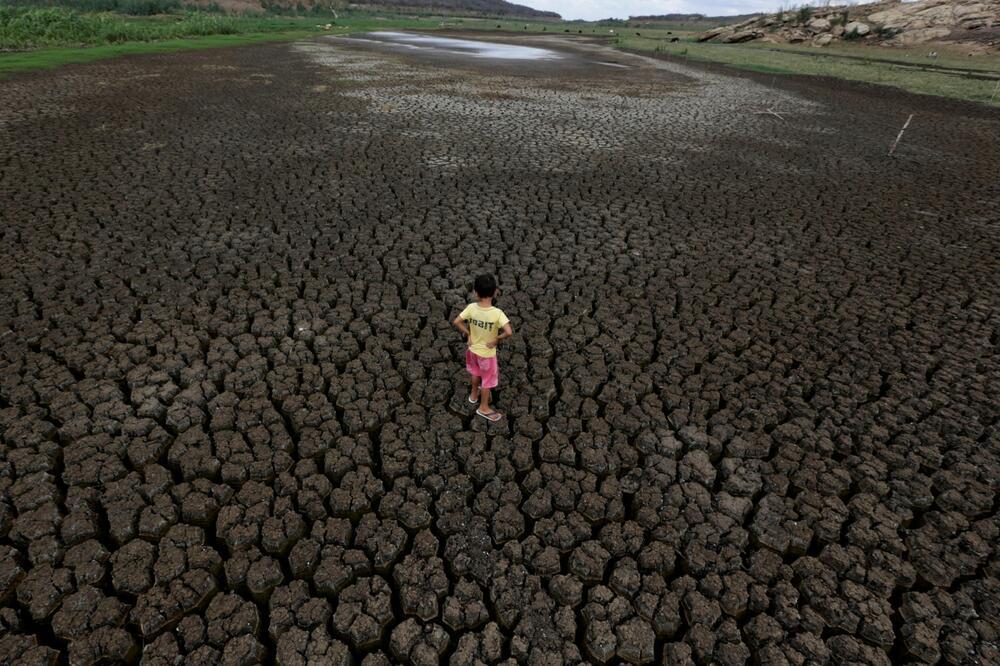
[453,274,513,422]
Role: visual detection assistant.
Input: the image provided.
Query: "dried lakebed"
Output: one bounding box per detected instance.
[1,33,999,665]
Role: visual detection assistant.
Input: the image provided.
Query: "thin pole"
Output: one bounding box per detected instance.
[889,114,914,156]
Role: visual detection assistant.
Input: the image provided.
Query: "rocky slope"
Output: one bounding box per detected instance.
[699,0,999,50]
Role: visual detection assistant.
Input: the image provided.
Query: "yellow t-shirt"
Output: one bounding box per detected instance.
[460,303,510,359]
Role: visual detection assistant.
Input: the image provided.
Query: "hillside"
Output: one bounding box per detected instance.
[354,1,559,18]
[181,0,559,18]
[699,0,999,51]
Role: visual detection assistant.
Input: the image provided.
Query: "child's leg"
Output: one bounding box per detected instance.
[465,349,482,402]
[478,357,499,415]
[471,353,501,419]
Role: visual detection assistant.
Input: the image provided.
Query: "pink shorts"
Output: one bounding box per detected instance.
[466,349,499,389]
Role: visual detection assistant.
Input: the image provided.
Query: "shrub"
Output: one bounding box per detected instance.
[0,6,290,48]
[117,0,182,15]
[0,0,181,14]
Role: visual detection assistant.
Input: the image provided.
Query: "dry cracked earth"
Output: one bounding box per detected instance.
[1,32,999,666]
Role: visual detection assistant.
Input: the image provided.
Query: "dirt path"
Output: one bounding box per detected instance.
[1,34,998,664]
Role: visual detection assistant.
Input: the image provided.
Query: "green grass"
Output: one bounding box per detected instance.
[0,29,314,75]
[2,0,184,15]
[615,33,1000,106]
[0,6,320,49]
[444,16,626,36]
[770,40,1000,74]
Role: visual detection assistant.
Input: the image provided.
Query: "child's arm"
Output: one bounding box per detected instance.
[487,323,513,349]
[452,314,470,342]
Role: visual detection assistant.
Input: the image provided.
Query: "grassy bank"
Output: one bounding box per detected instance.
[0,6,436,75]
[0,6,318,49]
[0,29,314,75]
[614,31,1000,106]
[453,19,1000,106]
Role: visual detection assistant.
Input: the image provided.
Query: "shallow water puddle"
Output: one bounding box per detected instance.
[343,31,564,61]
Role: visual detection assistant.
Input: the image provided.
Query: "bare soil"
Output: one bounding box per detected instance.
[1,33,998,665]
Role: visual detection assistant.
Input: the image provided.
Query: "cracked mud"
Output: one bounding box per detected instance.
[1,32,999,665]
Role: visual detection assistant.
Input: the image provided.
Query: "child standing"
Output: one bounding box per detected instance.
[453,274,513,422]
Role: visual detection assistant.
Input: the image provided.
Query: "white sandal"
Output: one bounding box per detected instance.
[476,409,503,422]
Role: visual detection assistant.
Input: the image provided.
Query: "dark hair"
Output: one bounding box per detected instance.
[474,274,497,298]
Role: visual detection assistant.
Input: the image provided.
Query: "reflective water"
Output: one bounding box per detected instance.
[351,32,564,61]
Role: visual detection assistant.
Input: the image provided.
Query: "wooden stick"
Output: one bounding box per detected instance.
[753,108,786,121]
[889,114,914,156]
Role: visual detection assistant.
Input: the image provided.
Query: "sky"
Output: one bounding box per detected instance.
[524,0,821,20]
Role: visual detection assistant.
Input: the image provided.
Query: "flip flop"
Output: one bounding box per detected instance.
[476,409,503,422]
[468,393,479,404]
